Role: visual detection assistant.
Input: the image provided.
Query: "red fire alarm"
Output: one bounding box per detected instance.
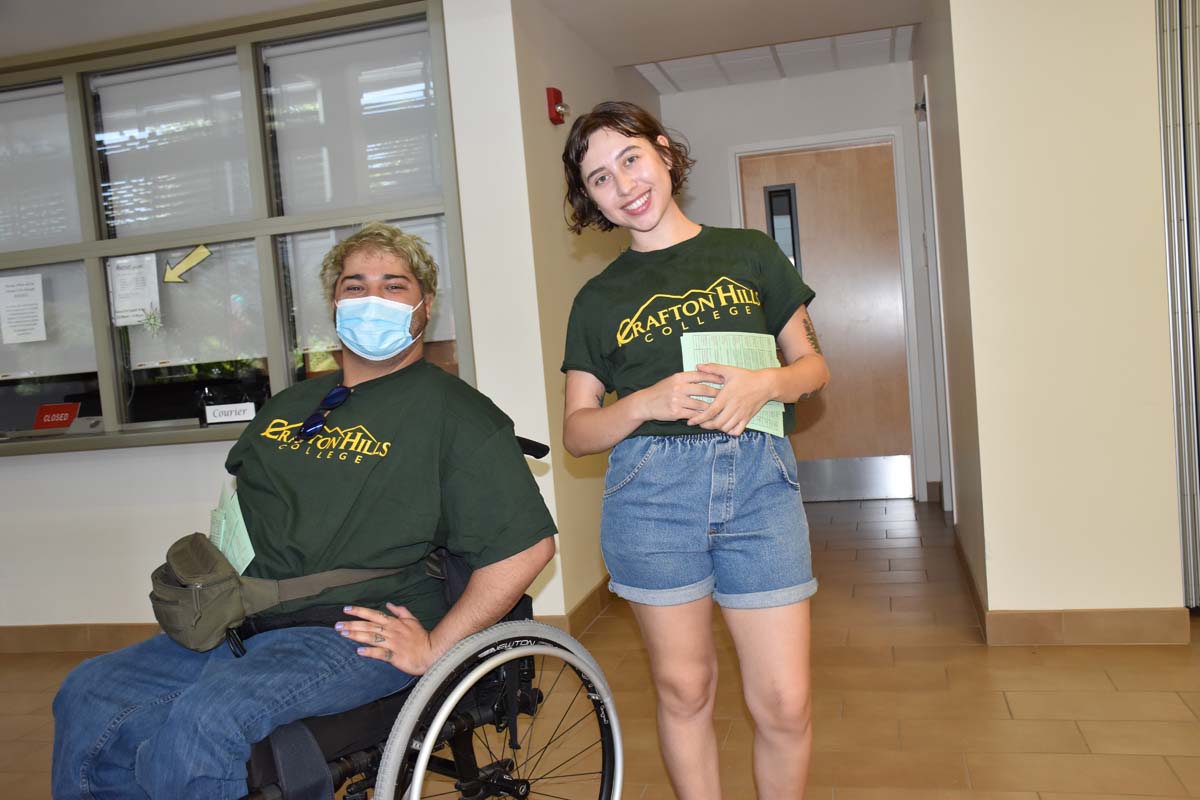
[547,87,569,125]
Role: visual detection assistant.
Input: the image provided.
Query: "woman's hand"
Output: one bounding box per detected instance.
[635,370,724,423]
[336,603,436,675]
[687,363,778,436]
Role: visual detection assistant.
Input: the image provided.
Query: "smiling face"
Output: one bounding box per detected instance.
[579,128,676,238]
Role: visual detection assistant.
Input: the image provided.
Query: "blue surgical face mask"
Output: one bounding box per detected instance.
[335,295,425,362]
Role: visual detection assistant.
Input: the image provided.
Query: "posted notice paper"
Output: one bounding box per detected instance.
[681,331,785,437]
[0,273,47,345]
[107,253,161,327]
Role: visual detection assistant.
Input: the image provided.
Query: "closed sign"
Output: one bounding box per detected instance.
[34,402,81,429]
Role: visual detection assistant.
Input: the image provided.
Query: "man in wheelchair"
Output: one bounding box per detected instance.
[51,222,558,800]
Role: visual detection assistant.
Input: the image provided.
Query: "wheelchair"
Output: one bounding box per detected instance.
[241,438,623,800]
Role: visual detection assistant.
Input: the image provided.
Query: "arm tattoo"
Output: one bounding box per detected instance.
[794,353,826,402]
[594,392,604,408]
[802,316,823,355]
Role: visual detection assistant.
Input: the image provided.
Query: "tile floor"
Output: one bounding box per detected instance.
[6,499,1200,799]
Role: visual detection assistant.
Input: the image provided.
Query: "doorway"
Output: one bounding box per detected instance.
[736,136,920,500]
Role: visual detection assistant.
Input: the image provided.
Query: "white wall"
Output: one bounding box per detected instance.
[0,443,228,624]
[510,0,661,612]
[661,62,947,498]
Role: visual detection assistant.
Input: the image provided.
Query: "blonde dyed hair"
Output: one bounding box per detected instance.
[320,221,439,303]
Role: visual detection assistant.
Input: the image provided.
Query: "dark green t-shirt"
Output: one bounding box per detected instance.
[224,360,556,629]
[561,226,816,438]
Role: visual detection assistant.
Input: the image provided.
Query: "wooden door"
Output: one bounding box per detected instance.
[739,143,912,461]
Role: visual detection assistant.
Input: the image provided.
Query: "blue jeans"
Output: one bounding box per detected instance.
[52,628,416,799]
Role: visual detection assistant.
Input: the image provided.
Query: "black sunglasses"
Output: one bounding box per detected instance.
[295,384,352,441]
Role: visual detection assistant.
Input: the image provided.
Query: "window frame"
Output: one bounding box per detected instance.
[0,0,473,456]
[763,182,802,276]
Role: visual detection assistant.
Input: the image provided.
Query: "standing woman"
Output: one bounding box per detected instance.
[560,101,830,799]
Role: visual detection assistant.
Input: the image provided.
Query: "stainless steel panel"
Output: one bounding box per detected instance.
[796,455,913,502]
[1158,0,1200,606]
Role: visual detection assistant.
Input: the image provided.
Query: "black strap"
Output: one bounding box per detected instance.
[268,721,334,800]
[424,547,473,606]
[234,605,347,643]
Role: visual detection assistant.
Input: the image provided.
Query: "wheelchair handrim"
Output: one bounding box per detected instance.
[373,625,623,800]
[411,644,619,800]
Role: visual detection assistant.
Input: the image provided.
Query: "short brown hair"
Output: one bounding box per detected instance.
[319,221,438,304]
[562,101,695,234]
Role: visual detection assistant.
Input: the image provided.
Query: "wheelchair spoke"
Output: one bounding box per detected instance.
[529,769,603,782]
[516,654,568,779]
[522,681,585,778]
[521,711,594,766]
[519,708,597,779]
[499,694,511,771]
[527,739,601,785]
[394,626,617,800]
[475,726,500,767]
[517,654,548,756]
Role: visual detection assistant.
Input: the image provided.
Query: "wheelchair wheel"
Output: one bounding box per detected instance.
[373,621,622,800]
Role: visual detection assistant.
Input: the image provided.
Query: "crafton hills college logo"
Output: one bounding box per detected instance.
[260,419,392,462]
[616,276,762,347]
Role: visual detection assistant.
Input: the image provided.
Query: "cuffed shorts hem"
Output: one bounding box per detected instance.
[715,577,819,610]
[608,575,715,607]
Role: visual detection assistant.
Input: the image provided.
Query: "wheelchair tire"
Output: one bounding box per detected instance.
[374,620,622,800]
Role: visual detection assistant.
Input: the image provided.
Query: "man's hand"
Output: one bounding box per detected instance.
[686,363,777,436]
[337,602,439,675]
[336,538,556,676]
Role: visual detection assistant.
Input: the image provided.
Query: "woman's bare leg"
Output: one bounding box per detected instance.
[721,599,813,799]
[630,596,723,800]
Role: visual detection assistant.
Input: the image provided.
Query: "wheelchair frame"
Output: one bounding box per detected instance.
[242,436,622,799]
[243,618,622,800]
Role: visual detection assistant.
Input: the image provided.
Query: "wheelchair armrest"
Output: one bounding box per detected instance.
[515,436,549,459]
[427,547,534,621]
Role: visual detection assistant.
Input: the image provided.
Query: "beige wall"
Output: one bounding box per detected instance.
[511,0,660,613]
[913,0,989,605]
[947,0,1181,610]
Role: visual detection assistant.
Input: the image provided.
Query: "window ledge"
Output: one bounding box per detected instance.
[0,423,246,456]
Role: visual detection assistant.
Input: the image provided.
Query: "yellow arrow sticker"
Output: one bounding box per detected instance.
[163,245,212,284]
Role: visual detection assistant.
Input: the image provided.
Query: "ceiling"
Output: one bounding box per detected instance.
[0,0,327,60]
[635,25,915,94]
[0,0,928,73]
[538,0,925,67]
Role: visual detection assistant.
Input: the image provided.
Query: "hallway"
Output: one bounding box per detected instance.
[3,499,1200,797]
[577,499,1200,798]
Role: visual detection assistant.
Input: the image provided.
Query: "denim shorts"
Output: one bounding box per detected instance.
[600,430,817,609]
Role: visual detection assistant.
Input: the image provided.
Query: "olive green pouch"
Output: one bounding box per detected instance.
[150,532,400,652]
